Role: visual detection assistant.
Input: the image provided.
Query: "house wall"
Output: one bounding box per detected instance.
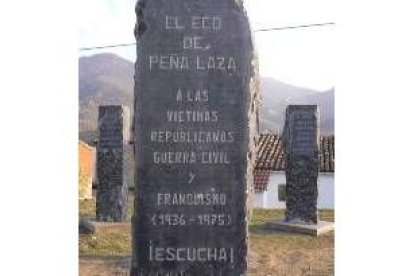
[253,171,334,209]
[79,141,96,199]
[318,173,334,209]
[254,172,286,209]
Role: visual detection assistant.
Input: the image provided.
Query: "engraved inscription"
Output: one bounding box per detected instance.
[149,245,234,263]
[132,1,254,274]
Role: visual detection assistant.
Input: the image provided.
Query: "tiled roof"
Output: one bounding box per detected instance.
[255,134,285,171]
[254,170,271,192]
[255,134,335,172]
[254,134,334,192]
[319,135,335,172]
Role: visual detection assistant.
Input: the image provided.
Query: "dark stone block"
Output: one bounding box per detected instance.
[96,105,130,222]
[278,184,286,202]
[282,105,319,224]
[131,0,259,274]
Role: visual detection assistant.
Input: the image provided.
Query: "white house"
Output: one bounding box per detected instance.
[253,134,334,209]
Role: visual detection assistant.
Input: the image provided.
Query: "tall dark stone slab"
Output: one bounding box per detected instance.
[96,105,130,222]
[282,105,320,224]
[131,0,259,275]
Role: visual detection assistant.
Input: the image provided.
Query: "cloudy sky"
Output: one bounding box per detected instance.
[79,0,334,91]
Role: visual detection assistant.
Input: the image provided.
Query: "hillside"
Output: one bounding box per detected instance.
[259,78,334,134]
[79,54,334,142]
[79,53,134,142]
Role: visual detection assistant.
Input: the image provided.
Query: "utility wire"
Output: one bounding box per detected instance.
[80,42,136,51]
[254,22,334,33]
[79,22,334,51]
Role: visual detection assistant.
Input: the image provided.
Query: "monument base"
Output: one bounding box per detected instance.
[266,218,334,236]
[79,217,130,234]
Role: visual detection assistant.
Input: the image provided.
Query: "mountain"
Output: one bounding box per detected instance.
[259,78,334,134]
[79,54,334,142]
[79,53,134,142]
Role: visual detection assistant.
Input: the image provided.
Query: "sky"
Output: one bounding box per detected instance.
[79,0,334,91]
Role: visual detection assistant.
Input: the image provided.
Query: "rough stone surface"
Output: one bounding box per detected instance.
[96,105,130,222]
[131,0,259,275]
[282,105,319,224]
[79,217,131,234]
[266,219,334,236]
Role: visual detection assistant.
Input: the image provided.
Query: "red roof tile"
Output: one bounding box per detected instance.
[254,134,335,191]
[254,170,271,192]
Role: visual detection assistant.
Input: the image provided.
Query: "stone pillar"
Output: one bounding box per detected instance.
[282,105,320,224]
[96,105,130,222]
[131,0,259,274]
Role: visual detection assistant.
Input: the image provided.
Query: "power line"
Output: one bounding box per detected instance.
[79,22,335,51]
[254,22,334,33]
[79,42,136,51]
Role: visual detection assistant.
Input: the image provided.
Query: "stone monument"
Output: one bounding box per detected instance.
[131,0,259,274]
[267,105,334,236]
[96,105,130,222]
[283,105,319,223]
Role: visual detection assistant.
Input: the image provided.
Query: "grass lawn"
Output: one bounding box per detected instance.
[79,197,334,275]
[79,196,133,257]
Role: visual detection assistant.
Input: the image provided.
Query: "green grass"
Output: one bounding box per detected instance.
[249,209,334,275]
[79,199,334,275]
[79,231,131,257]
[78,195,134,218]
[79,196,134,256]
[79,199,96,217]
[251,208,335,226]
